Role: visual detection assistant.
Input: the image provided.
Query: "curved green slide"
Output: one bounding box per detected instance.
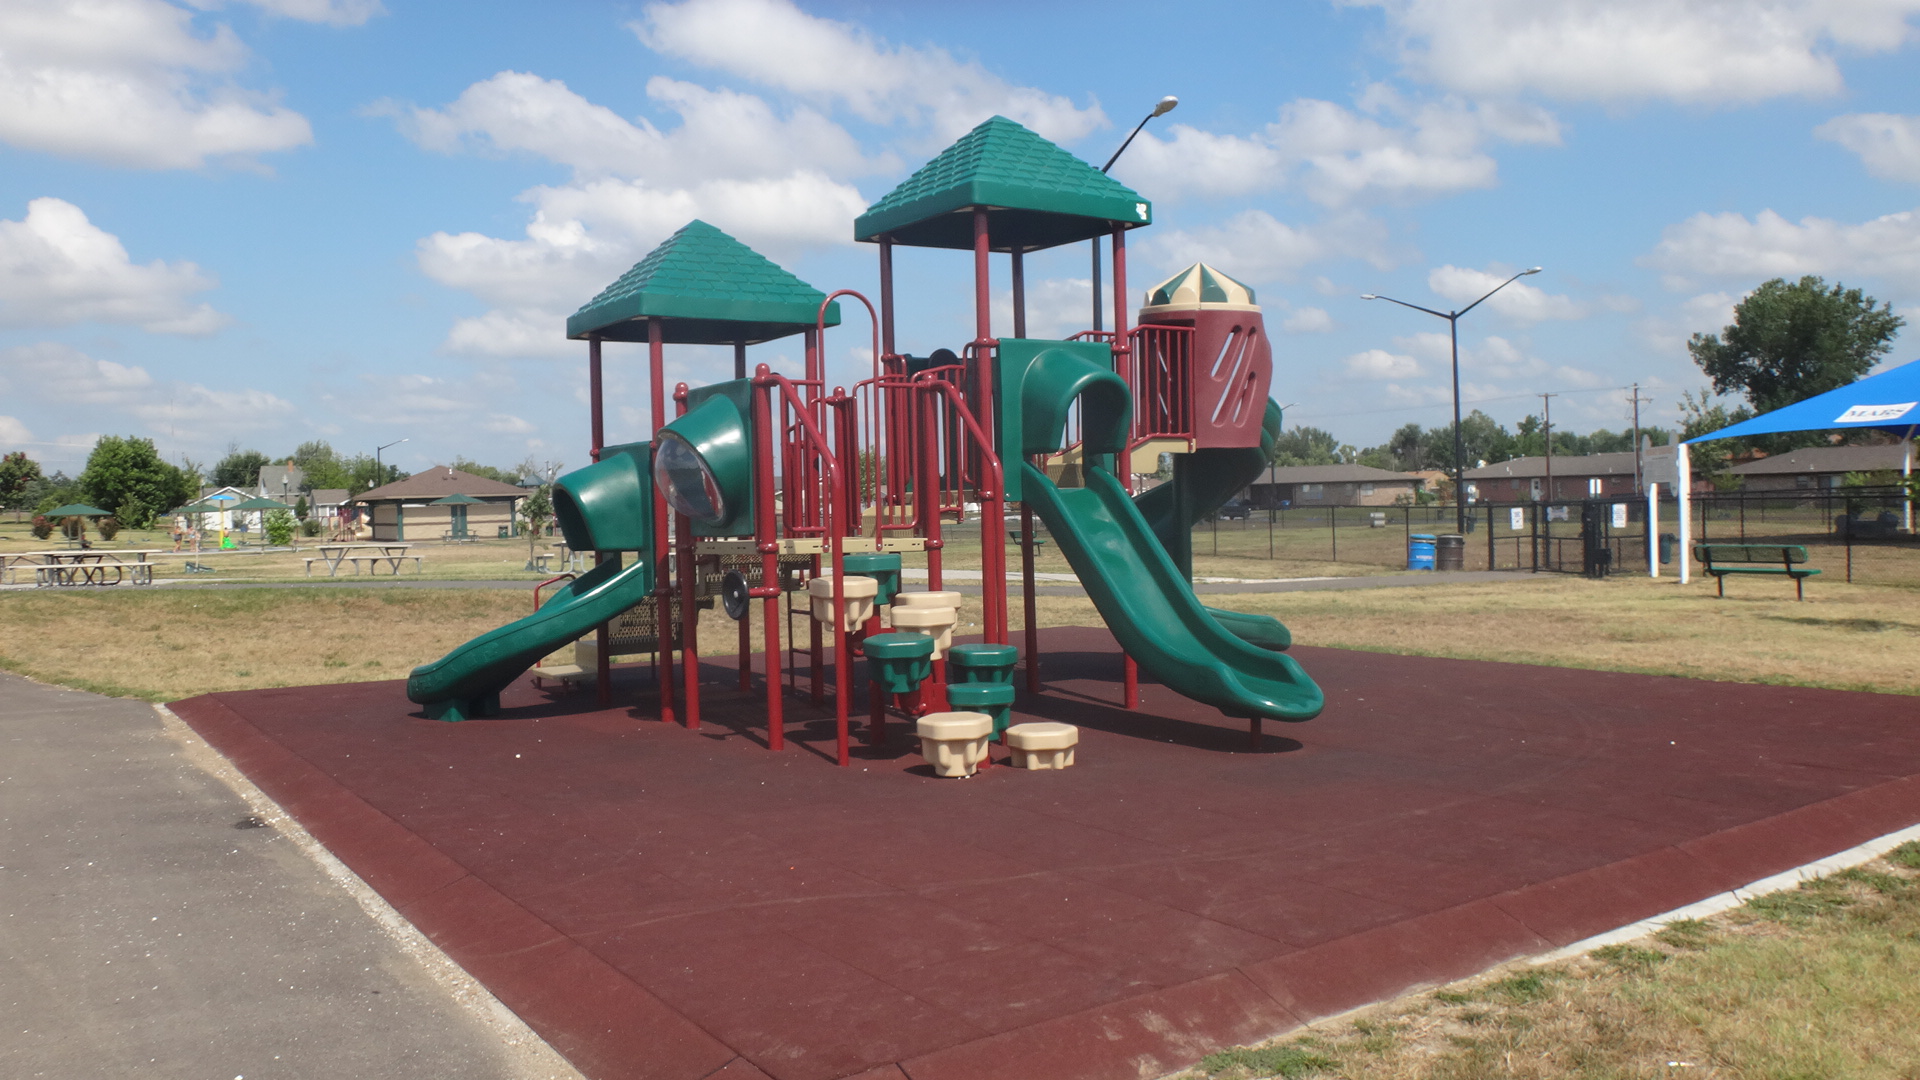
[407,444,656,721]
[1022,460,1322,722]
[1132,399,1292,651]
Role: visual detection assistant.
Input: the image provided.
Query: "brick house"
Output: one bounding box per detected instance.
[1245,464,1424,507]
[1727,443,1910,491]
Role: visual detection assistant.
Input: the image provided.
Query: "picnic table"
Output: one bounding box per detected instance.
[304,543,422,578]
[27,549,161,587]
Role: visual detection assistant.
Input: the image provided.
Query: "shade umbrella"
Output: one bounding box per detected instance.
[45,503,110,517]
[226,496,294,512]
[432,492,487,540]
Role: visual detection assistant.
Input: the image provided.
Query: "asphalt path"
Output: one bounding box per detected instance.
[0,671,581,1080]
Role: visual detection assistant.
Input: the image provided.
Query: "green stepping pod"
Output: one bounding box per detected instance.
[946,682,1017,739]
[862,633,935,695]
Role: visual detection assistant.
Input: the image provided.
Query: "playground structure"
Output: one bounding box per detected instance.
[407,116,1324,763]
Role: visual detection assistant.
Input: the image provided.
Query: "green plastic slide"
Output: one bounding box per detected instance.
[1133,399,1292,650]
[1021,461,1323,722]
[406,445,656,721]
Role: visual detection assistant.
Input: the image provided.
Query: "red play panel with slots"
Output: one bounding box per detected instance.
[170,627,1920,1080]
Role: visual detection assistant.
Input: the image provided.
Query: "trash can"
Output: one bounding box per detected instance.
[1408,533,1436,570]
[1436,533,1466,571]
[1659,532,1676,565]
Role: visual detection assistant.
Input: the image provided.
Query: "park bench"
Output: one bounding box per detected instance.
[1693,543,1821,601]
[1007,528,1047,548]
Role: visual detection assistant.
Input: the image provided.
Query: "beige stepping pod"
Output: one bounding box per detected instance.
[889,591,961,658]
[916,711,994,777]
[807,575,879,632]
[1006,722,1079,770]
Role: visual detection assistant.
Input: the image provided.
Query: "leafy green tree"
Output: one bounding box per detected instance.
[1689,276,1904,416]
[347,454,403,496]
[78,436,196,529]
[518,485,553,566]
[0,451,44,519]
[1269,425,1342,466]
[213,445,271,489]
[1679,390,1753,491]
[263,508,297,546]
[28,471,79,516]
[292,440,353,490]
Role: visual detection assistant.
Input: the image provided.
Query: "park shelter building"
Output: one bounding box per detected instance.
[1246,464,1422,507]
[1465,452,1648,502]
[1727,443,1909,491]
[352,467,526,541]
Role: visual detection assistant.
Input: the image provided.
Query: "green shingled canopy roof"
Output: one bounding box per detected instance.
[855,116,1152,252]
[567,220,840,344]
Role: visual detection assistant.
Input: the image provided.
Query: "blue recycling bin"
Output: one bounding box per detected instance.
[1408,533,1436,570]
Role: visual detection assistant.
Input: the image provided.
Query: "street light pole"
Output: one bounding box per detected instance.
[1092,96,1177,333]
[375,438,407,485]
[1362,267,1542,534]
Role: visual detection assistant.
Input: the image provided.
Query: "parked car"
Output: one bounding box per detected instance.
[1217,501,1253,520]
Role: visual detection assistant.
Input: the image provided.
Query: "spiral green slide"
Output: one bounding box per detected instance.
[406,444,657,721]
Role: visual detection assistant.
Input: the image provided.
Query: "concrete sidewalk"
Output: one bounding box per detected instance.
[0,671,580,1080]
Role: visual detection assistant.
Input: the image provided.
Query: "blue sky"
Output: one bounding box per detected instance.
[3,0,1918,476]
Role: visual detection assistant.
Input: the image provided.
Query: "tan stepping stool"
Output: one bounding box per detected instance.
[808,575,879,632]
[916,711,993,777]
[1006,722,1078,770]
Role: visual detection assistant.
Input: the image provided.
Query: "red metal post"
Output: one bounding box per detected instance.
[1124,654,1139,709]
[1022,502,1038,692]
[589,335,611,707]
[879,237,895,359]
[1010,249,1026,339]
[650,317,676,725]
[1113,226,1137,705]
[733,341,746,381]
[674,383,701,730]
[751,366,784,749]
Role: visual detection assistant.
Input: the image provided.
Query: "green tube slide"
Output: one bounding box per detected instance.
[406,445,656,721]
[1021,460,1323,722]
[1133,399,1292,650]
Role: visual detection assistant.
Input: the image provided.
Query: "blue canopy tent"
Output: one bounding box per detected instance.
[1674,358,1917,581]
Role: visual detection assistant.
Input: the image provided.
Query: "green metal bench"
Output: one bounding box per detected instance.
[1693,543,1821,600]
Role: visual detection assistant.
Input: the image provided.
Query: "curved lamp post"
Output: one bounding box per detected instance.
[1092,95,1178,332]
[1362,267,1542,534]
[375,438,408,485]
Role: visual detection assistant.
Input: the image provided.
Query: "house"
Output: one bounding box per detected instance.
[1727,443,1910,491]
[1464,451,1656,502]
[257,462,304,503]
[191,485,254,532]
[351,467,526,541]
[1244,464,1423,507]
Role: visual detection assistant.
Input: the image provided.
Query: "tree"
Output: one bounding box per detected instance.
[292,440,352,491]
[1689,276,1904,416]
[1679,390,1753,491]
[213,445,272,489]
[0,451,43,520]
[78,436,196,529]
[346,454,403,496]
[1268,425,1341,467]
[518,485,554,567]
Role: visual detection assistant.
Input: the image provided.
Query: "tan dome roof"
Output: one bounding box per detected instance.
[1139,263,1259,315]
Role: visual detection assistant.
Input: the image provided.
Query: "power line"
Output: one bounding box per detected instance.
[1289,384,1633,422]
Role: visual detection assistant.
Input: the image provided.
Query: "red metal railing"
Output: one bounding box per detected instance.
[1128,324,1194,443]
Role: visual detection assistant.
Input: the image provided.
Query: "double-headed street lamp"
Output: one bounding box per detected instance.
[1091,95,1178,332]
[1362,267,1543,534]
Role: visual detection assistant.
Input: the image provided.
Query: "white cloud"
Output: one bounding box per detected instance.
[1,341,293,427]
[0,198,227,333]
[0,416,34,447]
[1644,206,1920,289]
[1283,307,1335,333]
[635,0,1105,144]
[1345,348,1422,378]
[1355,0,1920,105]
[396,67,873,358]
[1143,210,1399,284]
[1816,113,1920,182]
[992,277,1098,342]
[1427,265,1586,321]
[1115,88,1559,207]
[0,0,314,168]
[210,0,385,26]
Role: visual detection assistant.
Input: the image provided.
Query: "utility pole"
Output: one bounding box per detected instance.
[1540,392,1558,501]
[1628,383,1654,493]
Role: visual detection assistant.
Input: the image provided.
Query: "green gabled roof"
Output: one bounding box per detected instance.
[567,220,840,344]
[854,116,1152,252]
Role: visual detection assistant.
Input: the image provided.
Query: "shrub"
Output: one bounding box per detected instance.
[31,514,52,540]
[300,517,323,537]
[97,516,121,541]
[263,508,297,547]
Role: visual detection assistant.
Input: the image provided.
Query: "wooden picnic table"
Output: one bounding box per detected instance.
[305,543,422,578]
[26,549,161,587]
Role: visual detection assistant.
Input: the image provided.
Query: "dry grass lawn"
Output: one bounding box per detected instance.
[2,572,1915,702]
[1181,843,1920,1080]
